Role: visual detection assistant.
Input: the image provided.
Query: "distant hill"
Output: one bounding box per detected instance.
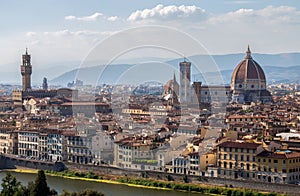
[50,53,300,86]
[50,64,133,85]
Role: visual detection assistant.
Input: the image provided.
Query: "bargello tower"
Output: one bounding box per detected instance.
[20,48,32,91]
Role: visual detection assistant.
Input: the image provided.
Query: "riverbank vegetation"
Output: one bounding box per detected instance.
[0,170,104,196]
[45,170,286,196]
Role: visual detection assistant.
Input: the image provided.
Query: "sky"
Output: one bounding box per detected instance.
[1,0,300,72]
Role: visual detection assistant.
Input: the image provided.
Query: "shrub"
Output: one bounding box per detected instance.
[166,174,174,181]
[182,175,189,183]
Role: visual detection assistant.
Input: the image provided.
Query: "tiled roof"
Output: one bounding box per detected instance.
[217,141,261,149]
[257,150,300,159]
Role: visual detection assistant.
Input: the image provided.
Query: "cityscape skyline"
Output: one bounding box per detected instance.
[1,2,300,194]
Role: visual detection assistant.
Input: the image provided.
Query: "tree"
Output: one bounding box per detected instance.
[1,172,24,196]
[183,175,189,183]
[30,170,50,196]
[166,174,174,181]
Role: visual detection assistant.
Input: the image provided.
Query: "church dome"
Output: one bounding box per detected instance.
[162,73,179,101]
[231,46,266,85]
[231,46,272,104]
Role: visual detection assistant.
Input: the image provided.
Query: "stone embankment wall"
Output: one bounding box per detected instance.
[1,155,300,195]
[0,155,65,171]
[65,163,300,196]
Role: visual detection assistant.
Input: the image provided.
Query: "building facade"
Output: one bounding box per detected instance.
[256,150,300,183]
[217,141,261,179]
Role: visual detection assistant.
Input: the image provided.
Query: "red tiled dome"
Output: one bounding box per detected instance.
[232,46,266,84]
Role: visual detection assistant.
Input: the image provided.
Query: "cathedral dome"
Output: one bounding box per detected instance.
[231,46,272,104]
[231,46,266,85]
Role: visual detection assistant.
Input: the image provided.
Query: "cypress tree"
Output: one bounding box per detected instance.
[30,170,50,196]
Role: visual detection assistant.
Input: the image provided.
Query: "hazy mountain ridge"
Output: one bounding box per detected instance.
[47,53,300,85]
[50,64,133,85]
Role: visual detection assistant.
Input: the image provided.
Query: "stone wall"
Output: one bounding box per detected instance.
[0,155,65,171]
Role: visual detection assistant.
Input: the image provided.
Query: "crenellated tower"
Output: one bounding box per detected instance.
[20,48,32,91]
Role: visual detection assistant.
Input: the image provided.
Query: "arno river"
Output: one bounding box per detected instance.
[0,171,204,196]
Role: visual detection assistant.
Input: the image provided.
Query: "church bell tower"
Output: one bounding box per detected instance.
[179,58,191,103]
[20,48,32,91]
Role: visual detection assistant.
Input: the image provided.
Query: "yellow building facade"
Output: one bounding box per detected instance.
[217,141,260,179]
[256,150,300,184]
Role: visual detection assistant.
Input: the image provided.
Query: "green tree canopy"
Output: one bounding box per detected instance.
[1,172,24,196]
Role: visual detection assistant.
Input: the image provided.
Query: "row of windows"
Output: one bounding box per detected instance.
[119,150,150,157]
[123,157,131,162]
[219,161,255,170]
[229,118,262,122]
[221,147,256,153]
[19,149,38,156]
[19,136,38,142]
[120,145,140,150]
[19,143,38,149]
[257,158,300,164]
[202,91,229,95]
[190,160,199,165]
[219,154,255,162]
[68,141,88,146]
[190,166,199,171]
[68,147,91,155]
[237,84,264,88]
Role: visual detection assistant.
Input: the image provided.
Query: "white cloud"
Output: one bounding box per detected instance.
[12,5,300,67]
[107,16,118,21]
[65,12,103,21]
[64,15,76,20]
[26,32,37,37]
[65,12,118,22]
[258,6,300,24]
[209,5,300,24]
[127,4,207,22]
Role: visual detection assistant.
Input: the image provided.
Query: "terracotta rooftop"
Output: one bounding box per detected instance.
[217,141,261,149]
[257,150,300,159]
